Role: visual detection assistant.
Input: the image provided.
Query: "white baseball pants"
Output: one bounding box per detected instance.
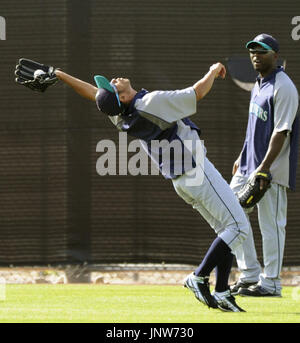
[172,157,249,253]
[230,170,287,294]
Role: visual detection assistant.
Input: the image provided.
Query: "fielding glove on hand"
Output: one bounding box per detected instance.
[15,58,58,92]
[238,171,272,209]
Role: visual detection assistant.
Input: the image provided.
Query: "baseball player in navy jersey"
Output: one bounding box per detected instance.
[54,63,249,312]
[230,34,299,297]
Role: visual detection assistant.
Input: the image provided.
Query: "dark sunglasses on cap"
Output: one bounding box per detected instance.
[248,49,273,55]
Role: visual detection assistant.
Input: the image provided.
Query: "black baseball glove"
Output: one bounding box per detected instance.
[238,171,272,208]
[15,58,58,92]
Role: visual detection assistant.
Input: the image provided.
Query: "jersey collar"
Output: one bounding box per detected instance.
[256,66,284,84]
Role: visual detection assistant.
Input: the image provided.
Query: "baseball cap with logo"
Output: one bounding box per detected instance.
[246,33,279,52]
[94,75,123,116]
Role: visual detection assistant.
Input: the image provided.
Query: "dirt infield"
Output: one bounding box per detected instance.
[0,265,299,286]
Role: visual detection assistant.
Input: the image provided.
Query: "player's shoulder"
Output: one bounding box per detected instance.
[274,68,299,98]
[136,87,195,106]
[275,68,297,90]
[141,87,195,97]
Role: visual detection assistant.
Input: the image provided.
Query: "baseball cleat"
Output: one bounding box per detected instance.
[238,284,282,297]
[183,273,218,309]
[230,280,257,295]
[213,290,246,312]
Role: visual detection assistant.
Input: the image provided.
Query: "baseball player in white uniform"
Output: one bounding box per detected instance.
[230,34,299,297]
[47,63,250,312]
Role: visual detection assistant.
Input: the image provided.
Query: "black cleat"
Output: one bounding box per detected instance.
[239,284,281,297]
[184,273,218,309]
[213,290,246,312]
[230,280,257,295]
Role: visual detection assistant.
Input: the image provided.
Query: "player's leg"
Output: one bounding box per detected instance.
[174,157,248,311]
[229,171,261,293]
[240,183,287,296]
[186,159,250,252]
[192,160,248,311]
[173,160,249,255]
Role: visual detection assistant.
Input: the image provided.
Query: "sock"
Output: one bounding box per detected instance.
[215,251,234,292]
[194,237,232,277]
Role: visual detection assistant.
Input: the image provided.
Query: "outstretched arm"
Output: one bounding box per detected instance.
[55,70,98,101]
[193,63,226,101]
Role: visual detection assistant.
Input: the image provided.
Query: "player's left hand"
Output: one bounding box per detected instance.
[15,58,58,92]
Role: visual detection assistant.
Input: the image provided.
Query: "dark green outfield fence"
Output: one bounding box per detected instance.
[0,0,299,266]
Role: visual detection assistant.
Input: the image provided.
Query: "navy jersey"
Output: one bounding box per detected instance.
[240,66,299,189]
[104,87,202,179]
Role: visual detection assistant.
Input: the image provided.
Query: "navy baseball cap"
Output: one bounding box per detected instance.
[94,75,123,116]
[246,34,279,52]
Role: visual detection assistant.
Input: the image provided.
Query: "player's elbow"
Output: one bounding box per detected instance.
[193,86,206,101]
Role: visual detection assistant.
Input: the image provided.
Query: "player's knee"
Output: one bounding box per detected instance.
[237,217,250,242]
[224,220,250,253]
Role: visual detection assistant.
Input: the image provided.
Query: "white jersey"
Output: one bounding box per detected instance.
[108,87,202,179]
[239,66,299,189]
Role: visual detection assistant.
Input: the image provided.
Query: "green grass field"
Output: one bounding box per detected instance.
[0,284,299,323]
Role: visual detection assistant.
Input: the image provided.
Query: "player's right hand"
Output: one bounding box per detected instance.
[210,62,226,79]
[232,158,240,175]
